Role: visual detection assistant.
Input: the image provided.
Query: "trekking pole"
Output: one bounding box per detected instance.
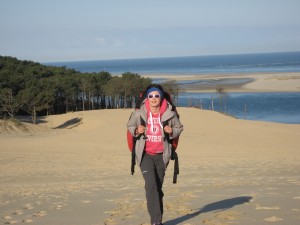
[131,117,147,175]
[140,116,147,140]
[172,149,179,184]
[162,121,179,184]
[131,141,136,175]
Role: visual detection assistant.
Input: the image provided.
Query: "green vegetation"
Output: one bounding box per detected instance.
[0,56,179,124]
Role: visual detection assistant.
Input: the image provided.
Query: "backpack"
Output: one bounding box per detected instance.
[127,91,180,184]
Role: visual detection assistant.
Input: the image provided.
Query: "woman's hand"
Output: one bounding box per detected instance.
[136,125,146,135]
[163,125,173,134]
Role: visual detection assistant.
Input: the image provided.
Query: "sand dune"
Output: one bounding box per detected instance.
[1,108,300,225]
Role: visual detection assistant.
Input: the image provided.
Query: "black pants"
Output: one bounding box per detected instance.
[140,153,166,224]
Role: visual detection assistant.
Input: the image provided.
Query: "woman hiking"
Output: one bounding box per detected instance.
[127,84,184,225]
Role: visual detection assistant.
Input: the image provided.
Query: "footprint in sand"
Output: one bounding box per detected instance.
[264,216,283,222]
[104,217,117,225]
[23,203,34,210]
[32,211,47,217]
[52,201,68,210]
[215,210,241,220]
[81,200,91,204]
[4,221,19,224]
[2,216,19,225]
[54,205,63,210]
[2,216,13,220]
[13,210,23,215]
[22,219,33,223]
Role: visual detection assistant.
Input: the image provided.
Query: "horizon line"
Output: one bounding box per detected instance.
[40,51,300,64]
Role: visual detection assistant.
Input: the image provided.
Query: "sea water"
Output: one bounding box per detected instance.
[45,52,300,124]
[46,52,300,75]
[177,92,300,124]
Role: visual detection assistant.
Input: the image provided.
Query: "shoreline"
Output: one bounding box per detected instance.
[141,72,300,93]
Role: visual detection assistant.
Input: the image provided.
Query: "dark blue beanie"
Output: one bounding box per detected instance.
[146,87,163,98]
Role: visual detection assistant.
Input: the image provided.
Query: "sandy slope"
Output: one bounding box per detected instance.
[1,108,300,225]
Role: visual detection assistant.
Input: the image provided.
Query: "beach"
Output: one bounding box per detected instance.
[1,73,300,225]
[144,72,300,92]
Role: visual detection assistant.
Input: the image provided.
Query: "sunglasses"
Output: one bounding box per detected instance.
[148,94,160,99]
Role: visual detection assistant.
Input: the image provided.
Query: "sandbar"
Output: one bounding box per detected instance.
[143,72,300,92]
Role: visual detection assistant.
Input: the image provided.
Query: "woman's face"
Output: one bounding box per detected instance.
[147,90,161,107]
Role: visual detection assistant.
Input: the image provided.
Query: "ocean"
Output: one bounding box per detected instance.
[45,52,300,124]
[46,51,300,75]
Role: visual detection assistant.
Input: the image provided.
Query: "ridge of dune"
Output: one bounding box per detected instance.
[2,108,299,159]
[0,118,50,135]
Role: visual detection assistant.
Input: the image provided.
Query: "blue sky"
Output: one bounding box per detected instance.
[1,0,300,62]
